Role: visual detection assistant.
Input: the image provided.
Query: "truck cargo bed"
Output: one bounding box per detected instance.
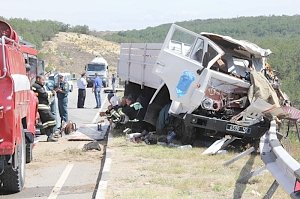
[118,43,163,89]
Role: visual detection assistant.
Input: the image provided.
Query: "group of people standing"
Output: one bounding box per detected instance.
[32,74,69,142]
[76,72,102,108]
[33,72,115,142]
[77,72,116,109]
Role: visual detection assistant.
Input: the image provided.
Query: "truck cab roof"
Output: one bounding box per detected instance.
[90,57,108,66]
[200,32,272,58]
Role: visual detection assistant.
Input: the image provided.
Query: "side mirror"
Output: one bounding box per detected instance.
[85,65,87,70]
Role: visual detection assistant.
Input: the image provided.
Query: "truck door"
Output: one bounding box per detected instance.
[153,24,223,108]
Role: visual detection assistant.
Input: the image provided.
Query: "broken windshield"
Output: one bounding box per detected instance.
[167,28,196,57]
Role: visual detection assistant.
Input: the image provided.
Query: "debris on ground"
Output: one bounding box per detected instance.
[82,141,101,151]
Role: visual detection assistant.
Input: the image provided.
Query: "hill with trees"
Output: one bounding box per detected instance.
[1,15,300,105]
[0,17,119,77]
[0,17,90,49]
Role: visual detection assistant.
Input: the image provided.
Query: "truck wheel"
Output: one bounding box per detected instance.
[1,129,26,193]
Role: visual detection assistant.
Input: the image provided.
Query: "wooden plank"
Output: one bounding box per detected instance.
[128,49,146,56]
[118,43,163,89]
[120,43,132,48]
[145,49,161,56]
[118,54,130,62]
[127,43,147,49]
[119,48,145,56]
[144,66,161,85]
[120,43,146,50]
[145,56,158,64]
[119,47,131,55]
[129,54,144,62]
[119,55,157,66]
[145,43,163,49]
[117,60,129,79]
[128,63,143,79]
[120,45,161,57]
[121,43,162,50]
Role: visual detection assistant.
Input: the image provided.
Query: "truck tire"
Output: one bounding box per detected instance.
[26,143,33,164]
[1,129,26,193]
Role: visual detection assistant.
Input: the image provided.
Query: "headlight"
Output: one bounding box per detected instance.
[201,98,214,110]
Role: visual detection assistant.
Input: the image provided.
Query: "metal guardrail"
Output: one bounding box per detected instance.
[260,120,300,198]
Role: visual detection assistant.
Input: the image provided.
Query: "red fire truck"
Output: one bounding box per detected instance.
[0,20,39,192]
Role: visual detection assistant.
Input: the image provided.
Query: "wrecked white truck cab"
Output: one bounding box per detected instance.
[155,25,270,111]
[143,24,286,144]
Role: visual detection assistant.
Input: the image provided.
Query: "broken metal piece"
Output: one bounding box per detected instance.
[223,146,256,166]
[202,136,237,155]
[237,166,266,183]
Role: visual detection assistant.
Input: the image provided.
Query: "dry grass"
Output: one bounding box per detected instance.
[40,32,120,75]
[105,131,294,199]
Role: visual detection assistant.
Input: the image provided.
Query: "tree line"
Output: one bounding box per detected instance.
[1,15,300,105]
[0,17,89,49]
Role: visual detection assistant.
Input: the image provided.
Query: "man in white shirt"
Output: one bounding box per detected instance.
[77,72,88,108]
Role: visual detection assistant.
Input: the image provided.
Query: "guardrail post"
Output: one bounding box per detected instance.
[237,166,266,183]
[223,146,255,167]
[263,180,279,199]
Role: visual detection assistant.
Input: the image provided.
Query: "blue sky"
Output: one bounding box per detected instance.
[2,0,300,31]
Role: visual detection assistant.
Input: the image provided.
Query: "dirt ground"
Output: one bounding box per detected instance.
[28,136,106,169]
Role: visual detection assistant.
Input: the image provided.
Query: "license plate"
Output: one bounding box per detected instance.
[226,124,251,134]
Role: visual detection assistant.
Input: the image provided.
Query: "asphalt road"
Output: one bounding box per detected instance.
[0,83,109,199]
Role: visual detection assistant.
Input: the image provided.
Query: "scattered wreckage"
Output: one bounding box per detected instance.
[118,24,298,149]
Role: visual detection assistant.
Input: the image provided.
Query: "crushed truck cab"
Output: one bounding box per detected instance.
[145,24,286,144]
[118,24,289,146]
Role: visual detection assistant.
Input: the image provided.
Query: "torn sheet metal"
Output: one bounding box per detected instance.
[201,32,272,57]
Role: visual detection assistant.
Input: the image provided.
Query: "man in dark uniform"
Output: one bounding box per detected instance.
[32,75,58,142]
[55,74,69,128]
